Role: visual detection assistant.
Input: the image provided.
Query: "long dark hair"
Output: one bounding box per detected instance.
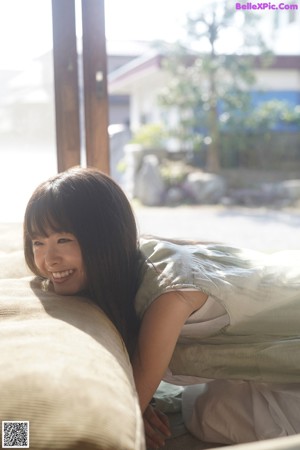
[24,167,143,357]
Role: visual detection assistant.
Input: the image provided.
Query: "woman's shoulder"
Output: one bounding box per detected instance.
[139,236,249,264]
[136,237,218,318]
[139,235,215,257]
[140,236,187,257]
[139,236,205,275]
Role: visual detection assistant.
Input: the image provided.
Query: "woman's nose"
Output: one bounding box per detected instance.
[45,245,61,267]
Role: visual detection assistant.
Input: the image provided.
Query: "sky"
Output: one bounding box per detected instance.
[0,0,53,69]
[0,0,198,70]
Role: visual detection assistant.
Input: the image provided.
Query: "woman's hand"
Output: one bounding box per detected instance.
[143,404,171,449]
[132,291,208,446]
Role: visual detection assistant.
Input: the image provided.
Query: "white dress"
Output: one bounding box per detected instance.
[135,238,300,444]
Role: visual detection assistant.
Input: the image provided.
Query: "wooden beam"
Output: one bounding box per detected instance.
[81,0,110,173]
[52,0,81,172]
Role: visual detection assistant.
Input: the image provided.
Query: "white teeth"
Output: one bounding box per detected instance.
[52,270,74,279]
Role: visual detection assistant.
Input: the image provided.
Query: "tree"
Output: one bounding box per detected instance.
[158,2,271,172]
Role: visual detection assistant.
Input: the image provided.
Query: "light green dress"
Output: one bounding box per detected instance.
[135,238,300,442]
[135,238,300,383]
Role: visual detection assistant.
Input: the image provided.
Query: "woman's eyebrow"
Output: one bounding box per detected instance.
[30,233,45,239]
[30,230,72,239]
[29,228,50,239]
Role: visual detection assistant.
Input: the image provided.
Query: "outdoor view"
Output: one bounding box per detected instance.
[0,0,300,250]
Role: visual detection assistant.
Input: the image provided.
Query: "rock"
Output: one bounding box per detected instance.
[227,180,300,207]
[165,186,185,206]
[229,188,268,206]
[123,144,167,199]
[135,155,165,206]
[278,180,300,202]
[123,144,145,199]
[183,172,226,204]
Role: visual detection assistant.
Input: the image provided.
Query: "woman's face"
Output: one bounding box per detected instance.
[31,230,88,296]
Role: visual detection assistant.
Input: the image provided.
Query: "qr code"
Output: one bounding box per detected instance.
[2,421,29,449]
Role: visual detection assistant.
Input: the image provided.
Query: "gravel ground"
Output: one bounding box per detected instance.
[134,204,300,252]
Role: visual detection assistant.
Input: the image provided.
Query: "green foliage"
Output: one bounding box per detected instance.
[130,123,167,148]
[217,100,300,169]
[157,2,274,171]
[160,160,191,186]
[219,100,300,134]
[246,101,300,131]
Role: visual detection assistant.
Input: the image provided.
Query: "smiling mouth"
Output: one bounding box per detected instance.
[52,269,74,281]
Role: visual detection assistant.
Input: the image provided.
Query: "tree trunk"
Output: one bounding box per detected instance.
[206,101,221,172]
[206,65,221,173]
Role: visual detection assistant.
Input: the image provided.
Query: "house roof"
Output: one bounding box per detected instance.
[109,51,163,93]
[106,39,152,56]
[254,55,300,70]
[109,52,300,94]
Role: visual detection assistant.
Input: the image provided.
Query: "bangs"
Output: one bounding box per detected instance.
[25,189,73,238]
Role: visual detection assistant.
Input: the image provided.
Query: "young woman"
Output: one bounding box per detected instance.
[24,167,300,449]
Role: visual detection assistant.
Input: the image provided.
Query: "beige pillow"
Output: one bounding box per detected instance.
[0,277,145,450]
[0,223,31,279]
[0,251,31,278]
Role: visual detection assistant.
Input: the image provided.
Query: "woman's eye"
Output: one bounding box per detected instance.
[58,238,72,244]
[32,240,43,247]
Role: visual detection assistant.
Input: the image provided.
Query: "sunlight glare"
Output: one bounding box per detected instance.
[0,0,53,69]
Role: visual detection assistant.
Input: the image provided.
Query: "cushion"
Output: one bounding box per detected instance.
[0,223,31,279]
[0,276,145,450]
[0,250,31,278]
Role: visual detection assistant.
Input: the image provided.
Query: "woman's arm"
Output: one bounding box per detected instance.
[132,290,208,413]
